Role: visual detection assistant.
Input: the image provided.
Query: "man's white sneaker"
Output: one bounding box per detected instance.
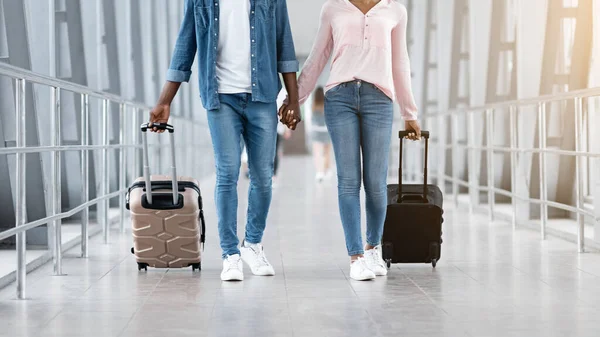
[221,254,244,281]
[364,246,388,276]
[349,257,376,281]
[240,242,275,276]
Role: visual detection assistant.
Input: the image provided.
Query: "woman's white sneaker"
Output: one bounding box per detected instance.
[349,257,376,281]
[364,245,388,276]
[221,254,244,281]
[240,242,275,276]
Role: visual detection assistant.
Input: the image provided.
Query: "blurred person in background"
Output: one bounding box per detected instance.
[272,121,292,187]
[310,87,332,183]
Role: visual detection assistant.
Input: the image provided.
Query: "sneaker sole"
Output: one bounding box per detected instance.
[221,272,244,281]
[250,268,275,276]
[240,250,275,276]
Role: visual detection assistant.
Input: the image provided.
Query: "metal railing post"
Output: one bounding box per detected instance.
[486,109,495,222]
[467,111,477,214]
[101,99,110,244]
[50,86,64,275]
[80,94,89,258]
[538,102,548,239]
[451,113,459,206]
[509,105,518,229]
[437,114,446,195]
[119,104,127,233]
[574,97,585,252]
[15,78,27,299]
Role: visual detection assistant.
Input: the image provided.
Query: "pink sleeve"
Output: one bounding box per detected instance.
[391,7,418,121]
[296,5,334,105]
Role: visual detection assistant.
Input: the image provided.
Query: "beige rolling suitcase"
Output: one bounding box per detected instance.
[126,123,205,271]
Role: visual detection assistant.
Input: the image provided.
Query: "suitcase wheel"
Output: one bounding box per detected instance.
[190,262,201,272]
[137,262,148,271]
[130,247,134,254]
[432,259,437,268]
[382,242,394,269]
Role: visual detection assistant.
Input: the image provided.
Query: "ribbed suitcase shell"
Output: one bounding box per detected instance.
[129,175,202,268]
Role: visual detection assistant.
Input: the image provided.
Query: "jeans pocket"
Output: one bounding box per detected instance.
[194,6,210,31]
[325,84,344,97]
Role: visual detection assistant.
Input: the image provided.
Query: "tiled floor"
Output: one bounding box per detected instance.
[1,157,600,337]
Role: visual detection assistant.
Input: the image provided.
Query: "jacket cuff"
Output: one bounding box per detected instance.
[166,69,191,83]
[278,60,299,73]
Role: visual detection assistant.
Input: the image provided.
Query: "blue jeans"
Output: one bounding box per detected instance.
[207,94,278,258]
[325,81,393,256]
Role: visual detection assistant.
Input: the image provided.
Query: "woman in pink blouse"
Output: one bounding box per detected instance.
[292,0,421,280]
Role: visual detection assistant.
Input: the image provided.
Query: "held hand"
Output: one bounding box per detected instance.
[282,100,302,130]
[404,120,421,141]
[278,104,288,124]
[149,104,171,133]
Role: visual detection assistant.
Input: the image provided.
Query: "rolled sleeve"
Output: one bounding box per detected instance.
[275,0,298,74]
[166,69,192,83]
[277,60,299,74]
[166,0,197,83]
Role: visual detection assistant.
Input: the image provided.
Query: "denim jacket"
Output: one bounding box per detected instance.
[166,0,299,110]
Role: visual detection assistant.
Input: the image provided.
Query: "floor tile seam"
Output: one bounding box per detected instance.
[281,255,296,337]
[403,272,451,317]
[576,266,600,279]
[116,269,169,337]
[451,264,518,302]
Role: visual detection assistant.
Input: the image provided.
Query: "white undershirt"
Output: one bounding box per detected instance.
[216,0,252,94]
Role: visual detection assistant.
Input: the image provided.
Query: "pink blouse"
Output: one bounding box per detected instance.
[296,0,418,120]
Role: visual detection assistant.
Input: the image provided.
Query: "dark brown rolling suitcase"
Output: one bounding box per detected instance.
[382,130,444,268]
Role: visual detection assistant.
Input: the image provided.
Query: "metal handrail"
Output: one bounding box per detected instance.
[431,86,600,116]
[415,89,600,254]
[0,62,206,300]
[0,62,149,110]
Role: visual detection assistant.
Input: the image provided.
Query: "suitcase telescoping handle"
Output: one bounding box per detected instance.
[398,130,430,203]
[140,123,178,206]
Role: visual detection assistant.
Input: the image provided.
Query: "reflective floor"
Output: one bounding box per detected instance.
[1,157,600,337]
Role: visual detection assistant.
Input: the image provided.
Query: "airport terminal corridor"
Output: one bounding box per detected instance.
[1,157,599,337]
[2,0,600,336]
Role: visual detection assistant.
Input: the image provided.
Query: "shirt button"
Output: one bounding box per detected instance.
[252,11,255,14]
[252,54,255,57]
[215,18,218,21]
[215,2,218,5]
[253,84,256,86]
[252,40,255,43]
[252,26,255,29]
[252,68,256,71]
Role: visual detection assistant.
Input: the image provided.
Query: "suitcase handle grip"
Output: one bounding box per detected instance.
[140,123,179,206]
[141,122,174,133]
[399,130,429,139]
[398,129,429,202]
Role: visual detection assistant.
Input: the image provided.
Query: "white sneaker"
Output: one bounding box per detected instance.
[349,257,376,281]
[221,254,244,281]
[364,246,388,276]
[240,242,275,276]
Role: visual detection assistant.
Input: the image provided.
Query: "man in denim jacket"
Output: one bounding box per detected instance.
[149,0,301,281]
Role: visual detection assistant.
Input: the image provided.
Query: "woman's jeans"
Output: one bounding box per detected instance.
[325,80,393,256]
[207,94,278,258]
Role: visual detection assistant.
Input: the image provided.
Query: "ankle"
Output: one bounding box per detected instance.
[350,254,364,262]
[365,244,377,251]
